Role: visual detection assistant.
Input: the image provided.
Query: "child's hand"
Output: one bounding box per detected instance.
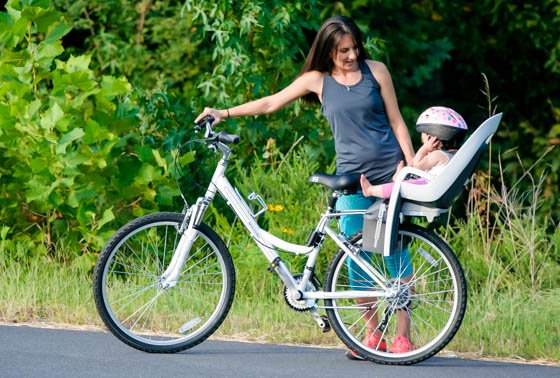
[423,135,442,152]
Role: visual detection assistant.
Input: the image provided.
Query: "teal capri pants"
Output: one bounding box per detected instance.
[335,192,413,290]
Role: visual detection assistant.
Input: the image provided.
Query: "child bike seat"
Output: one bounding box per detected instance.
[382,113,503,256]
[396,113,502,208]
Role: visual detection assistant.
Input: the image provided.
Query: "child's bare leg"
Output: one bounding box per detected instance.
[360,174,385,198]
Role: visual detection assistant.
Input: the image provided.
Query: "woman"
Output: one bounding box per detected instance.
[195,15,416,357]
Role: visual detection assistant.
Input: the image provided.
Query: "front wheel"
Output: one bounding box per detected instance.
[93,212,235,353]
[324,224,467,365]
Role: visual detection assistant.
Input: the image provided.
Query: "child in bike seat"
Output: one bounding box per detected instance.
[360,106,468,199]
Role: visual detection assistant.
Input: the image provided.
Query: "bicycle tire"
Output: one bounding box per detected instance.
[324,223,467,365]
[93,212,235,353]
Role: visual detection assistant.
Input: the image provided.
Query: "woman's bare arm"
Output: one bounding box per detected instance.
[194,71,323,125]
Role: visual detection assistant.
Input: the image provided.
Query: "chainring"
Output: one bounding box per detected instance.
[283,274,320,312]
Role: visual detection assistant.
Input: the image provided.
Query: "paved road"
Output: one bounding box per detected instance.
[1,325,558,377]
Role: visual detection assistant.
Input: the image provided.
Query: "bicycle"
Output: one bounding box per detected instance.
[93,115,473,365]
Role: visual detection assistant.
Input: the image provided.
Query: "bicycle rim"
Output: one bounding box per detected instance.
[93,213,235,352]
[325,224,466,364]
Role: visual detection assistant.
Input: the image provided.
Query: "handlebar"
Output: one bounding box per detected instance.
[194,115,240,145]
[215,131,240,144]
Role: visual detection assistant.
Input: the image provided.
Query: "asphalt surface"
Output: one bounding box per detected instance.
[0,325,558,377]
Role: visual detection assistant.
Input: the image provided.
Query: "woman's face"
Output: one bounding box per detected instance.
[332,34,359,71]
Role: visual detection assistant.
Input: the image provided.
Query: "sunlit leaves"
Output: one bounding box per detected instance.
[0,0,179,256]
[39,102,63,130]
[56,127,84,154]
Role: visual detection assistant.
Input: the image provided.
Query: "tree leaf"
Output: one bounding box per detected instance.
[56,128,85,154]
[37,41,64,61]
[156,185,180,206]
[40,102,64,130]
[97,207,115,229]
[0,10,28,47]
[0,226,10,240]
[66,54,92,74]
[152,149,167,172]
[136,163,156,184]
[25,181,52,202]
[100,75,132,98]
[44,23,72,44]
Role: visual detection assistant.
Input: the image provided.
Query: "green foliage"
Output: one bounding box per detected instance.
[456,1,560,219]
[21,0,558,223]
[51,0,203,91]
[51,0,335,167]
[2,0,559,269]
[175,0,336,166]
[0,1,180,259]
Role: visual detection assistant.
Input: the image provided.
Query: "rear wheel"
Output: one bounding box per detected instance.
[324,224,466,364]
[93,212,235,353]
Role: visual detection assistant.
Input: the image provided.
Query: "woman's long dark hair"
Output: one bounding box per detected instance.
[300,16,369,104]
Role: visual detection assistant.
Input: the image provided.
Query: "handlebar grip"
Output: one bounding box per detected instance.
[194,115,215,129]
[216,131,240,144]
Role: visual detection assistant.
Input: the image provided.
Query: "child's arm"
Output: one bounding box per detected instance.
[413,151,448,171]
[412,136,447,171]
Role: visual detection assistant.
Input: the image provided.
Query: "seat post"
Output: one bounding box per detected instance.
[328,192,339,211]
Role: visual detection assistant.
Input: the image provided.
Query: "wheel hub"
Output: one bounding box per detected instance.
[388,282,412,310]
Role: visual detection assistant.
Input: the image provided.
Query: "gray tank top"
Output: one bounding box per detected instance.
[321,60,403,185]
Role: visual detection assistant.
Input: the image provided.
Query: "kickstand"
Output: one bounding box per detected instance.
[378,306,393,333]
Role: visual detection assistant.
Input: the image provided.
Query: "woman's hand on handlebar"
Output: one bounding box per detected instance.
[195,107,227,126]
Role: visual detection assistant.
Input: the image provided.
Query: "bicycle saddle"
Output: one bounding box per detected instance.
[308,172,360,193]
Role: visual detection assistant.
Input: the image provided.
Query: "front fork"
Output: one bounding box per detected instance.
[160,198,209,289]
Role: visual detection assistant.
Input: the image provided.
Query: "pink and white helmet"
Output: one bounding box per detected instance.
[415,106,468,141]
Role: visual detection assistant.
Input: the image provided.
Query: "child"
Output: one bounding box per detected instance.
[361,106,468,198]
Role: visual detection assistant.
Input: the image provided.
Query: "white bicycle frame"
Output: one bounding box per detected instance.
[160,139,396,313]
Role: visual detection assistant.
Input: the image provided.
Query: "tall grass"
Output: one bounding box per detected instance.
[1,145,558,360]
[0,251,97,325]
[450,171,559,293]
[444,152,559,360]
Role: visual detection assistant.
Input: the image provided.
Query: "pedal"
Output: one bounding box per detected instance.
[320,315,331,333]
[310,308,331,332]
